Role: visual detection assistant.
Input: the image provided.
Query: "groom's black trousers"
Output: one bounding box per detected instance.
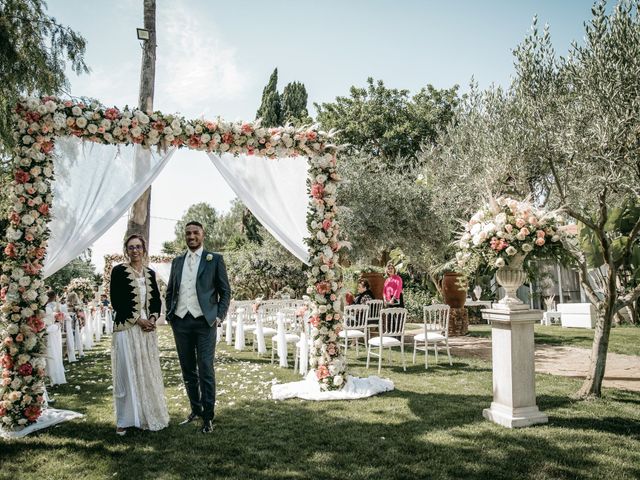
[171,312,217,421]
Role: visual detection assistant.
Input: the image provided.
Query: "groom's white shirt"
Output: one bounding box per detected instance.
[176,246,204,318]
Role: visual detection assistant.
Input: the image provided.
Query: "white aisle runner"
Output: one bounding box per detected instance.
[0,408,84,439]
[272,372,394,401]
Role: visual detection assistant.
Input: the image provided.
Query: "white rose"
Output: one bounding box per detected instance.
[103,133,113,143]
[551,235,560,242]
[87,124,98,134]
[45,100,57,113]
[185,125,195,135]
[522,243,533,252]
[22,135,34,144]
[137,113,150,124]
[100,119,112,129]
[76,117,88,128]
[201,133,211,143]
[119,117,131,127]
[495,258,506,268]
[195,124,203,134]
[130,126,142,137]
[71,106,82,116]
[21,214,35,225]
[505,246,517,256]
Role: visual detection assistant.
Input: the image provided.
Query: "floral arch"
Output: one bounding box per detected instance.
[0,96,346,430]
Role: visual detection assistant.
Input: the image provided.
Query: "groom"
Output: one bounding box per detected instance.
[166,221,231,433]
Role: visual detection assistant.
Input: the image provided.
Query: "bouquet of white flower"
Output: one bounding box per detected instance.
[456,196,576,275]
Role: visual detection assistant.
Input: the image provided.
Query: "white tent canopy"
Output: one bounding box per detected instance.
[43,136,310,278]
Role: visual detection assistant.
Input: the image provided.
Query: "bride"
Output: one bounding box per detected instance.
[109,234,169,435]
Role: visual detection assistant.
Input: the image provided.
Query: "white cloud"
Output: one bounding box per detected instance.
[156,4,249,114]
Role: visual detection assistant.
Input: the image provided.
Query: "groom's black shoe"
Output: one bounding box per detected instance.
[180,412,200,425]
[201,419,214,434]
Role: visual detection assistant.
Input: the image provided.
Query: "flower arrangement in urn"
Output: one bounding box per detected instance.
[456,196,575,308]
[67,277,95,302]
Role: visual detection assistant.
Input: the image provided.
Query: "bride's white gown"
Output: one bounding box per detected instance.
[111,277,169,431]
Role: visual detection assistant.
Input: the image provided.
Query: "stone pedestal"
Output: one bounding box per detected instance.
[481,306,548,428]
[448,307,468,336]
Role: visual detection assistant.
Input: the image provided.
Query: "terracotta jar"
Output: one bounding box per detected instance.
[360,272,385,300]
[441,272,467,308]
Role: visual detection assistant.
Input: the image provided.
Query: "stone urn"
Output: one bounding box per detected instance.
[494,254,528,310]
[441,272,467,308]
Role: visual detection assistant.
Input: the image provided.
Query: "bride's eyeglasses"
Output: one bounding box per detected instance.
[127,245,144,251]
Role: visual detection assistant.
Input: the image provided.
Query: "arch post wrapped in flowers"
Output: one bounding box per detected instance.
[456,196,575,428]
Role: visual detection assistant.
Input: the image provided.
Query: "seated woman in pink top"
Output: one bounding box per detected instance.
[383,263,404,307]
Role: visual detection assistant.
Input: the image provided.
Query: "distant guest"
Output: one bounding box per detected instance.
[383,263,404,308]
[353,279,375,305]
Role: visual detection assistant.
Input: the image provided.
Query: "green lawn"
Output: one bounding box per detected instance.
[468,324,640,356]
[2,326,639,480]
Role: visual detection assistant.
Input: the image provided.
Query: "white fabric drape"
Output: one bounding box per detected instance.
[43,136,175,278]
[149,262,172,284]
[272,373,394,401]
[208,153,310,264]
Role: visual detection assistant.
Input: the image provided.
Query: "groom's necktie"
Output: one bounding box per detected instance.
[187,252,195,271]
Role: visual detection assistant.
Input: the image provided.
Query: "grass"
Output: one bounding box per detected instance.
[1,326,640,480]
[468,323,640,356]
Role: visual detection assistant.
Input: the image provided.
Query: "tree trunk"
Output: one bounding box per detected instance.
[126,0,156,242]
[576,265,617,398]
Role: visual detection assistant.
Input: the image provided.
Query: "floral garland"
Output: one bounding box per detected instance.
[456,196,576,275]
[0,96,345,429]
[305,151,351,391]
[66,277,95,302]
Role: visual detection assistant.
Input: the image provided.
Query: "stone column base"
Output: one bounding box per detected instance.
[483,403,548,428]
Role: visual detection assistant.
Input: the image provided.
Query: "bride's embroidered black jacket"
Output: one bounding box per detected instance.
[109,264,162,332]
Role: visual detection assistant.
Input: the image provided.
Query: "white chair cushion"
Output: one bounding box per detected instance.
[368,336,402,347]
[414,332,446,342]
[338,329,366,339]
[272,333,300,343]
[244,325,258,332]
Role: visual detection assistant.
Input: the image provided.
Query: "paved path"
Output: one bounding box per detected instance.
[446,335,640,392]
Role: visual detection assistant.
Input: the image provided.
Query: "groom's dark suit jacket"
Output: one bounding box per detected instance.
[165,250,231,327]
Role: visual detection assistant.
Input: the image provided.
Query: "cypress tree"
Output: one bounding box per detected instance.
[256,68,281,127]
[282,81,311,126]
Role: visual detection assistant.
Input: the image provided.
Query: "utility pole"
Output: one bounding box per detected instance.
[126,0,156,242]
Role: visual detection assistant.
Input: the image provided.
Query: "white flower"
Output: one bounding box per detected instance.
[76,117,88,128]
[87,124,98,134]
[495,258,506,268]
[130,126,142,137]
[21,214,35,226]
[206,254,213,261]
[44,100,57,113]
[71,106,82,116]
[551,235,560,242]
[522,243,533,252]
[505,246,517,256]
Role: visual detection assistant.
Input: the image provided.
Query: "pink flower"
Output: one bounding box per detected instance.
[38,203,49,215]
[505,224,513,233]
[322,219,332,231]
[40,141,54,154]
[306,131,318,141]
[515,218,526,228]
[309,316,320,327]
[188,135,202,148]
[535,237,546,246]
[310,183,325,199]
[315,365,329,380]
[24,405,41,422]
[26,316,45,333]
[222,132,234,144]
[18,362,33,376]
[536,230,545,238]
[519,227,530,237]
[1,354,13,369]
[327,343,337,356]
[241,123,253,134]
[15,333,24,342]
[528,216,539,226]
[14,170,30,184]
[315,281,331,295]
[4,243,16,258]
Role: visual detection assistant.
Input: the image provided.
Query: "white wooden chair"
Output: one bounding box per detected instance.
[364,299,384,343]
[413,304,452,369]
[248,301,279,355]
[366,308,408,374]
[339,305,369,358]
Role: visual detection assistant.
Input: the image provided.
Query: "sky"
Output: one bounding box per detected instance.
[46,0,598,273]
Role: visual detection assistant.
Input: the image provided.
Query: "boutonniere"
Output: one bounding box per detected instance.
[206,254,213,261]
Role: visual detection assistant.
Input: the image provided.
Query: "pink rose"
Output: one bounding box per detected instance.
[309,316,320,327]
[18,362,32,376]
[515,218,526,228]
[528,216,539,226]
[535,237,545,246]
[15,333,24,342]
[315,365,329,380]
[315,281,331,295]
[310,183,325,199]
[322,219,332,231]
[14,170,30,184]
[536,230,545,238]
[519,227,530,237]
[38,203,49,215]
[504,224,513,233]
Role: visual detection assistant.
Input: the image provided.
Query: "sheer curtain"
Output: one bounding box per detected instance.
[208,153,310,264]
[43,136,175,278]
[149,262,172,284]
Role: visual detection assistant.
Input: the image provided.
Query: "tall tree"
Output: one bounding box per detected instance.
[126,0,157,243]
[281,81,311,126]
[162,203,218,254]
[0,0,89,151]
[315,78,459,164]
[256,68,281,127]
[45,251,99,293]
